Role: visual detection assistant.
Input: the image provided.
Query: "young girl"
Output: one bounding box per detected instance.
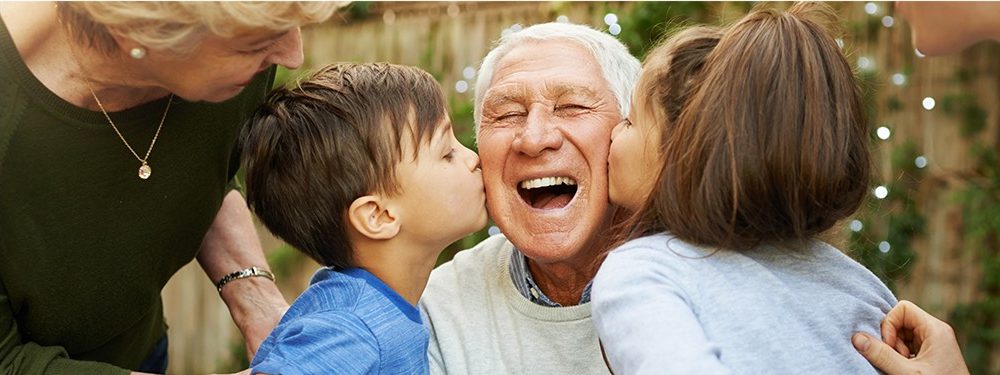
[592,3,897,374]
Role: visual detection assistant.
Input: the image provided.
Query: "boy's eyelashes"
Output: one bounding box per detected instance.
[444,148,455,161]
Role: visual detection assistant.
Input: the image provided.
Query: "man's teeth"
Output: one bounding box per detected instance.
[519,177,577,189]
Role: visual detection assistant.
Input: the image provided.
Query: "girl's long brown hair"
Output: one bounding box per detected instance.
[621,2,870,252]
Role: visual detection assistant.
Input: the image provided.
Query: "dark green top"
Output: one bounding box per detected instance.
[0,17,275,374]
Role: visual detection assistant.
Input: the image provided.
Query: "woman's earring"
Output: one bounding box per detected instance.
[129,47,146,59]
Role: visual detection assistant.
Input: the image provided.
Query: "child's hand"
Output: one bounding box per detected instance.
[852,300,969,375]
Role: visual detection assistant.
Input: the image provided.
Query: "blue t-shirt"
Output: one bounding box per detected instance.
[250,267,429,375]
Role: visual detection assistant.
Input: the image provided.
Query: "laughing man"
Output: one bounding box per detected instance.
[418,22,640,374]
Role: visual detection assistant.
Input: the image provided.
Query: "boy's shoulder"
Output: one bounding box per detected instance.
[252,267,430,374]
[288,267,421,323]
[283,267,371,318]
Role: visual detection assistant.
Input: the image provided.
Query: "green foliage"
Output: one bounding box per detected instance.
[886,95,904,113]
[616,2,719,60]
[849,57,1000,372]
[951,138,1000,374]
[939,92,988,137]
[266,244,302,280]
[340,1,373,22]
[846,26,998,370]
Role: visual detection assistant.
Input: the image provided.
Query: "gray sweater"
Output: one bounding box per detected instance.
[592,233,897,374]
[420,234,610,374]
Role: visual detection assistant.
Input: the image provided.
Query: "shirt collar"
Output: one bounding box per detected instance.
[508,247,592,307]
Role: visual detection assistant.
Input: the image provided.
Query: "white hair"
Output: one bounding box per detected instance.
[473,22,642,135]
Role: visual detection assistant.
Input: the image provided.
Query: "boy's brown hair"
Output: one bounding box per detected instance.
[631,2,870,251]
[241,63,447,268]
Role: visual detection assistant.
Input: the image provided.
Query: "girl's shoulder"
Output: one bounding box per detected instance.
[599,232,721,289]
[610,232,717,260]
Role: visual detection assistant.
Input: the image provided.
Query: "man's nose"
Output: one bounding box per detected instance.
[511,109,563,157]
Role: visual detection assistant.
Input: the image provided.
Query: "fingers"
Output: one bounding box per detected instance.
[853,332,909,374]
[880,306,903,355]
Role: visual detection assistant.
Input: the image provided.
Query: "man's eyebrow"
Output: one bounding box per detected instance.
[548,84,601,99]
[482,85,530,106]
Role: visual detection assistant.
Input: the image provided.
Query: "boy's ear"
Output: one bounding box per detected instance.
[347,195,400,240]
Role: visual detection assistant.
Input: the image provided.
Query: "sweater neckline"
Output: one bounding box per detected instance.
[0,14,173,128]
[493,238,594,322]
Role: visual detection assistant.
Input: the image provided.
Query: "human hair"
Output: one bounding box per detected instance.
[57,1,341,55]
[609,26,722,248]
[240,63,447,268]
[473,22,641,135]
[630,2,871,251]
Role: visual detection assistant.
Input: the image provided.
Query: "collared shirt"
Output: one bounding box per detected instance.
[509,247,592,307]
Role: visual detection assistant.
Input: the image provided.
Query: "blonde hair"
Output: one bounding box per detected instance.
[58,1,343,55]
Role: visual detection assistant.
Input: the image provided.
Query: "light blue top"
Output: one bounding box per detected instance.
[592,233,897,375]
[251,267,428,375]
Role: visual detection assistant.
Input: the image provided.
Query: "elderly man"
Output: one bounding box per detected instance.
[419,22,639,374]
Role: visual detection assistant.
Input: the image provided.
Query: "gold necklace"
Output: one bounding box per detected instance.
[86,86,172,180]
[59,13,172,180]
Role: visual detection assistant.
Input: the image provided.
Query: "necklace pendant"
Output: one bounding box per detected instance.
[138,163,152,180]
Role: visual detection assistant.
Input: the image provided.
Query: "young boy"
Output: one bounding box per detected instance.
[239,63,487,374]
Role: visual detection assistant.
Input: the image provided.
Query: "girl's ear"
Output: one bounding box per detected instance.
[347,195,400,240]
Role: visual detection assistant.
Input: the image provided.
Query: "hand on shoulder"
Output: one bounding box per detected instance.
[852,300,969,375]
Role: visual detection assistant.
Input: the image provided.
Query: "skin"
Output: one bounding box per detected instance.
[366,119,487,306]
[0,2,315,373]
[133,28,304,103]
[245,117,486,375]
[477,39,622,306]
[853,301,970,375]
[608,93,663,212]
[895,2,1000,56]
[4,2,304,111]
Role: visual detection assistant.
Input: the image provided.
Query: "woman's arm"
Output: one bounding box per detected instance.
[197,190,289,358]
[0,278,140,374]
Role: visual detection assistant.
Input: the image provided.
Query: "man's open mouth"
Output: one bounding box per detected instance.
[517,176,578,209]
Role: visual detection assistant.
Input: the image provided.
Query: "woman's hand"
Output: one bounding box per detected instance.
[852,300,969,375]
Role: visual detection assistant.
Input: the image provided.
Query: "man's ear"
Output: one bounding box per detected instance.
[347,196,400,240]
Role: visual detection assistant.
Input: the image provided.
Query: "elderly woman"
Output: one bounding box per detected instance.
[0,2,338,374]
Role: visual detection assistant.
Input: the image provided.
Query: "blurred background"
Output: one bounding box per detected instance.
[159,2,999,373]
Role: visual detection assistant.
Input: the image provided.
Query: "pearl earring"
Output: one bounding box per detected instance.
[129,47,146,59]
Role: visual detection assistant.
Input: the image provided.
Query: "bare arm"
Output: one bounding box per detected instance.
[853,300,970,375]
[197,190,289,358]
